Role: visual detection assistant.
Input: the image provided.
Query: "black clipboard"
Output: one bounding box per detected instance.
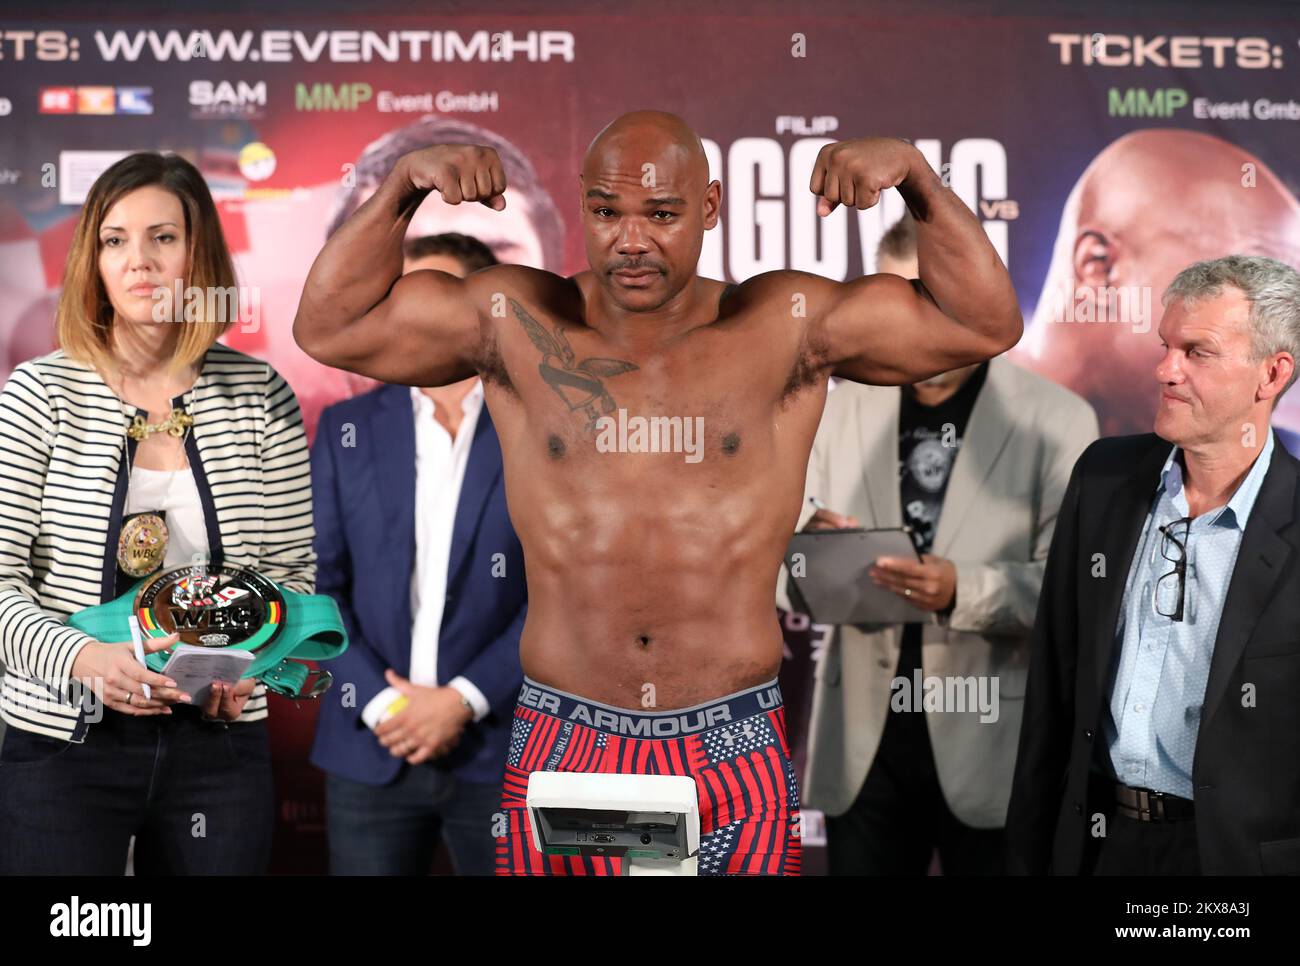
[783,526,930,625]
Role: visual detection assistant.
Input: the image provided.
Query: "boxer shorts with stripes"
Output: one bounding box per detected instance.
[495,675,802,875]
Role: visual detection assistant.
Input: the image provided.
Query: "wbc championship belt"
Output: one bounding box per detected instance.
[68,564,348,699]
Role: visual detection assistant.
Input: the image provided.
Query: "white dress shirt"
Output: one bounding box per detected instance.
[125,466,209,568]
[361,382,491,729]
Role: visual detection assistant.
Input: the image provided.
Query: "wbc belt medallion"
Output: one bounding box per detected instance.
[132,564,286,651]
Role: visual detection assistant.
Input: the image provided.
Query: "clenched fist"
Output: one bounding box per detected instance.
[809,137,924,217]
[400,143,508,210]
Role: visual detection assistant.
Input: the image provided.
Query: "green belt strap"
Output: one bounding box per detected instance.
[68,578,348,699]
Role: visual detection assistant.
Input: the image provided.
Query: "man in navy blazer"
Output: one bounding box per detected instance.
[310,234,526,875]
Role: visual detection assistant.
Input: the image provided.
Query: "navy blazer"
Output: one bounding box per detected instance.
[308,384,526,786]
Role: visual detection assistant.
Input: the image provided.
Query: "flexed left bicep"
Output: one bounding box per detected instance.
[815,272,1011,386]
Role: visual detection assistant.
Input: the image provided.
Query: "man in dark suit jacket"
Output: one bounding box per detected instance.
[1007,254,1300,875]
[310,234,526,875]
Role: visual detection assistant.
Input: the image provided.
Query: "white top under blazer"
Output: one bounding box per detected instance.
[0,345,316,741]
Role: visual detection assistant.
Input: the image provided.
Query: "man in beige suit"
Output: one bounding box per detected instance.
[778,216,1098,874]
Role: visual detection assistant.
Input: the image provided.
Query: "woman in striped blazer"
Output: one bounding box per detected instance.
[0,152,315,874]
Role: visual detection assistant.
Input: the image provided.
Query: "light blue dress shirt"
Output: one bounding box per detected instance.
[1102,430,1274,799]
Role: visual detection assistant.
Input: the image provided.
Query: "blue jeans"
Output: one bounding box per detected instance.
[0,705,273,875]
[325,766,502,875]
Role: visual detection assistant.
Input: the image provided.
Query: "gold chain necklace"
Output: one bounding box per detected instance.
[108,364,196,441]
[110,366,196,577]
[126,408,194,440]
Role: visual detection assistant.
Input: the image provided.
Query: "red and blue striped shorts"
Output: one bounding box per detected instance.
[495,676,802,875]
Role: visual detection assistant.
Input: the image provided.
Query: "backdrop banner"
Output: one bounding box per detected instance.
[3,3,1297,872]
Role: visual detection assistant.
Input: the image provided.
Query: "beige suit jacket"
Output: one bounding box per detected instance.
[777,357,1098,827]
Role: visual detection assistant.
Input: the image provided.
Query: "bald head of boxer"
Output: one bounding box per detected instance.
[294,109,1021,711]
[579,110,720,314]
[1020,130,1300,436]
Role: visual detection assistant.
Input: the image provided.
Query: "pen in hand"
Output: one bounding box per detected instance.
[127,615,152,702]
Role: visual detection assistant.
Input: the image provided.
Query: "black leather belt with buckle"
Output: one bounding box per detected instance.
[1114,783,1195,822]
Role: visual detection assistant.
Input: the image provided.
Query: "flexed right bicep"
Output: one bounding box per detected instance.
[295,265,484,388]
[294,143,513,387]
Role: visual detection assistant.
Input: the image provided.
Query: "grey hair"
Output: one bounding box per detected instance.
[1163,254,1300,398]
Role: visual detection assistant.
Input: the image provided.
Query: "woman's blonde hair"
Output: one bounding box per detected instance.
[56,151,237,375]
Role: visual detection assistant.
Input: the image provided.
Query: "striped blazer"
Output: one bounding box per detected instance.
[0,345,315,741]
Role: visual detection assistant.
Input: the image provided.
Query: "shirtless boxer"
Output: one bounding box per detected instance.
[294,110,1021,875]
